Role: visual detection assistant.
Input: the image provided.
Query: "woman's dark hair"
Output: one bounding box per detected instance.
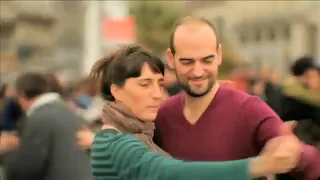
[89,44,165,101]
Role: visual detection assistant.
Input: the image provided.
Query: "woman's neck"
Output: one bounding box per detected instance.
[102,124,121,132]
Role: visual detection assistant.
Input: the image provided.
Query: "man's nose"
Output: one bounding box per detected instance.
[192,62,205,77]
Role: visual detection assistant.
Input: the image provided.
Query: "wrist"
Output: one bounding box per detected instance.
[249,156,273,178]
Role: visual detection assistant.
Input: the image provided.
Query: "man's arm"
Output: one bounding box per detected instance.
[5,113,51,178]
[241,97,320,180]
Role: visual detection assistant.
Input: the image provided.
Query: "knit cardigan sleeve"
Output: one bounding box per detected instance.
[91,129,252,180]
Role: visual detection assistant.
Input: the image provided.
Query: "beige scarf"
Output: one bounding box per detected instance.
[102,101,170,157]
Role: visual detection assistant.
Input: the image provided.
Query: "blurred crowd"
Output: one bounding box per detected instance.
[0,53,319,180]
[228,56,320,147]
[0,73,104,133]
[1,56,320,146]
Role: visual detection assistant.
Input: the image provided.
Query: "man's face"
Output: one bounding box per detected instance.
[167,24,221,97]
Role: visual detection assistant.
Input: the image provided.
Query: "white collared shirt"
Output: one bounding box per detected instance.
[26,93,61,116]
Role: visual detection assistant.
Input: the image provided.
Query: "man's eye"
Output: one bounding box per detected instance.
[180,60,192,64]
[204,59,213,63]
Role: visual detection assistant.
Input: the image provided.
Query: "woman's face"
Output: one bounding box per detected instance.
[113,63,166,121]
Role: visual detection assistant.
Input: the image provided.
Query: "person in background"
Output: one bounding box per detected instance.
[164,64,182,96]
[282,57,319,108]
[229,64,253,93]
[280,57,319,123]
[154,16,320,180]
[46,73,66,98]
[72,78,97,108]
[84,44,302,180]
[0,83,19,154]
[279,57,320,155]
[4,72,92,180]
[69,78,104,126]
[249,78,267,101]
[248,69,283,115]
[0,83,8,104]
[0,84,23,132]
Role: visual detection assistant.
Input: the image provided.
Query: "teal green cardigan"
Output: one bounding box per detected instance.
[91,129,252,180]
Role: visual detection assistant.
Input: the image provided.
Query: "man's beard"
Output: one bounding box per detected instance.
[178,78,215,98]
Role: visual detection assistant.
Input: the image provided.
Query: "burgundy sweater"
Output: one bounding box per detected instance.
[155,85,320,180]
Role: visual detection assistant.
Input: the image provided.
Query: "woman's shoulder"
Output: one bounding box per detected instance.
[93,128,143,147]
[93,128,124,143]
[91,128,151,159]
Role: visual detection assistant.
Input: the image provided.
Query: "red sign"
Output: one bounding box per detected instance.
[103,17,135,41]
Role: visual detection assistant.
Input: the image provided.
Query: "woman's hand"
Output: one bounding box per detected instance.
[249,123,301,178]
[76,127,95,150]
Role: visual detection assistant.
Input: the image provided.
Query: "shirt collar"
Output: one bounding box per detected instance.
[26,93,61,116]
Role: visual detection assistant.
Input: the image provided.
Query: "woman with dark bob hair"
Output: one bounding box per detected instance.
[88,44,299,180]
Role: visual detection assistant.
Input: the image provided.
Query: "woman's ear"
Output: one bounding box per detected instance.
[110,84,122,101]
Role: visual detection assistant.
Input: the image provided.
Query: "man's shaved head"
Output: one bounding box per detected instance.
[166,16,222,98]
[169,16,219,56]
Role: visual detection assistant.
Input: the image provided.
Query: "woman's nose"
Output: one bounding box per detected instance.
[151,86,163,99]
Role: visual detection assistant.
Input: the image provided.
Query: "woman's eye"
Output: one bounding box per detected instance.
[140,83,149,87]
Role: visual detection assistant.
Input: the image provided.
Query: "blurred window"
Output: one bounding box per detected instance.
[283,25,290,40]
[17,45,39,61]
[0,26,13,51]
[240,32,247,45]
[268,28,276,41]
[254,28,261,42]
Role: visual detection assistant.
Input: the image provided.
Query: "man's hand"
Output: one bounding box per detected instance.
[249,123,302,177]
[76,127,95,150]
[263,135,301,172]
[0,133,19,154]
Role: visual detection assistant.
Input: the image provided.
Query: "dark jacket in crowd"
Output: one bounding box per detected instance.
[0,97,23,131]
[166,83,182,96]
[4,98,92,180]
[264,81,283,115]
[276,84,320,180]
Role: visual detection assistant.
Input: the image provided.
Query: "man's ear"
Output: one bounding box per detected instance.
[217,44,222,66]
[166,48,175,69]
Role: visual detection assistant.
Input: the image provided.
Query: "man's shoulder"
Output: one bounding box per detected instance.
[159,93,183,112]
[29,102,85,125]
[31,102,66,117]
[217,85,253,106]
[220,86,275,113]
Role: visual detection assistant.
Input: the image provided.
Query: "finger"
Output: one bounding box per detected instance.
[285,121,298,130]
[280,123,295,135]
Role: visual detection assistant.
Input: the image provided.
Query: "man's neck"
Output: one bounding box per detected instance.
[183,83,220,124]
[26,93,60,116]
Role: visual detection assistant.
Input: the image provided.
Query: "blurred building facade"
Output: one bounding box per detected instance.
[0,1,56,73]
[190,1,320,74]
[0,1,85,80]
